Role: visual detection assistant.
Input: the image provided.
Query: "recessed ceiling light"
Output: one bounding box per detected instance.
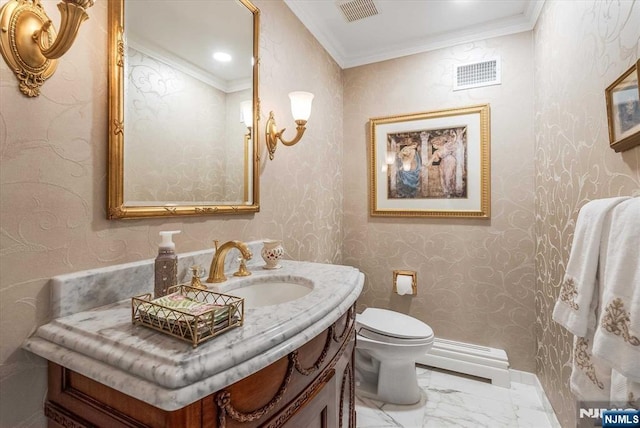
[213,52,232,62]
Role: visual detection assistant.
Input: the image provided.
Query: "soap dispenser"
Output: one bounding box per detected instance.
[154,230,180,299]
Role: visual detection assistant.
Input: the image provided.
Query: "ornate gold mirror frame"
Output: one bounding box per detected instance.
[107,0,260,219]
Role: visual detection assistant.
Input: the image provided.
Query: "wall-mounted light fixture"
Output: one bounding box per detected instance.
[265,91,314,160]
[240,100,253,130]
[240,100,253,203]
[0,0,94,97]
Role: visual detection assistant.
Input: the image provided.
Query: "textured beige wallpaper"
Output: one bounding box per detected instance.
[533,1,640,427]
[3,0,638,425]
[0,0,343,425]
[343,32,537,372]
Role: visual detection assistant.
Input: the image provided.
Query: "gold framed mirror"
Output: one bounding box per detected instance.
[107,0,260,219]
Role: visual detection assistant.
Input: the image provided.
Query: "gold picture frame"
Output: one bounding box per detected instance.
[605,60,640,153]
[369,104,490,218]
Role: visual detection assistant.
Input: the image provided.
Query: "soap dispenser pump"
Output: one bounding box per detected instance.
[154,230,180,299]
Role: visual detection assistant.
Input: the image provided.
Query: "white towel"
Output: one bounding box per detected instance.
[570,329,611,401]
[553,197,631,337]
[592,197,640,382]
[610,370,640,408]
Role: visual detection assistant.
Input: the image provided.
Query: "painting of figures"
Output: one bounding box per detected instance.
[387,127,467,200]
[369,104,490,218]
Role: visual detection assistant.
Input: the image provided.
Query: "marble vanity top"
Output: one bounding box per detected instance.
[23,250,364,411]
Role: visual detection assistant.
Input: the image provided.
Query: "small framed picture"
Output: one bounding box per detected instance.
[605,60,640,152]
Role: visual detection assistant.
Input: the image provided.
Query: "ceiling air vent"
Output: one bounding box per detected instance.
[453,58,501,91]
[336,0,379,23]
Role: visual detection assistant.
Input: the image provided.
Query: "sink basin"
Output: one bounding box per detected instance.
[218,277,314,309]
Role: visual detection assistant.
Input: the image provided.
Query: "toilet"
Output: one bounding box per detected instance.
[355,308,434,405]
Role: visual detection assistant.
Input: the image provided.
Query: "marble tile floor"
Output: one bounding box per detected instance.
[355,366,558,428]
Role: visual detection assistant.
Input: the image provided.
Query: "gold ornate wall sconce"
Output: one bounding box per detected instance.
[265,91,314,160]
[0,0,94,97]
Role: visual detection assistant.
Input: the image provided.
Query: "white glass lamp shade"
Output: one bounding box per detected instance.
[240,100,253,128]
[289,91,314,121]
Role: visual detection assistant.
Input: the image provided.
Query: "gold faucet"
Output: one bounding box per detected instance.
[206,240,253,283]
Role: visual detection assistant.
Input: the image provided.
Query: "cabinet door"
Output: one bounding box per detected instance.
[281,372,337,428]
[339,357,355,428]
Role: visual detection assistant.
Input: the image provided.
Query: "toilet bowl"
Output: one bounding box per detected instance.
[355,308,434,405]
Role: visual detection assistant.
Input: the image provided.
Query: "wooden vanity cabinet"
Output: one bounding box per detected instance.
[44,305,356,428]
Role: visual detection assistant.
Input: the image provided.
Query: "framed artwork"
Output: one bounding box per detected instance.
[369,104,490,218]
[605,60,640,153]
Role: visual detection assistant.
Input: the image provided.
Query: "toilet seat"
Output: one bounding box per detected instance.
[356,308,433,345]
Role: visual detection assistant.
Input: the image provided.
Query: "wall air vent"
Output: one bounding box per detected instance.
[453,58,501,91]
[336,0,378,22]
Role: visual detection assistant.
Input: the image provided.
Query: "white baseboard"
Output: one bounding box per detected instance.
[509,368,538,385]
[508,369,562,427]
[416,338,511,388]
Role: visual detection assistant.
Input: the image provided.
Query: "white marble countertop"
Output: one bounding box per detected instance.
[23,257,364,411]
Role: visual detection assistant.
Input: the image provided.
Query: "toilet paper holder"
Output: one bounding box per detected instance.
[393,270,417,296]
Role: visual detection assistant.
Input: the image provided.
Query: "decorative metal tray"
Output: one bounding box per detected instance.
[132,284,244,347]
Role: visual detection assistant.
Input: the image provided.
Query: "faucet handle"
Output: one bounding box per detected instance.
[189,265,207,290]
[233,257,251,277]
